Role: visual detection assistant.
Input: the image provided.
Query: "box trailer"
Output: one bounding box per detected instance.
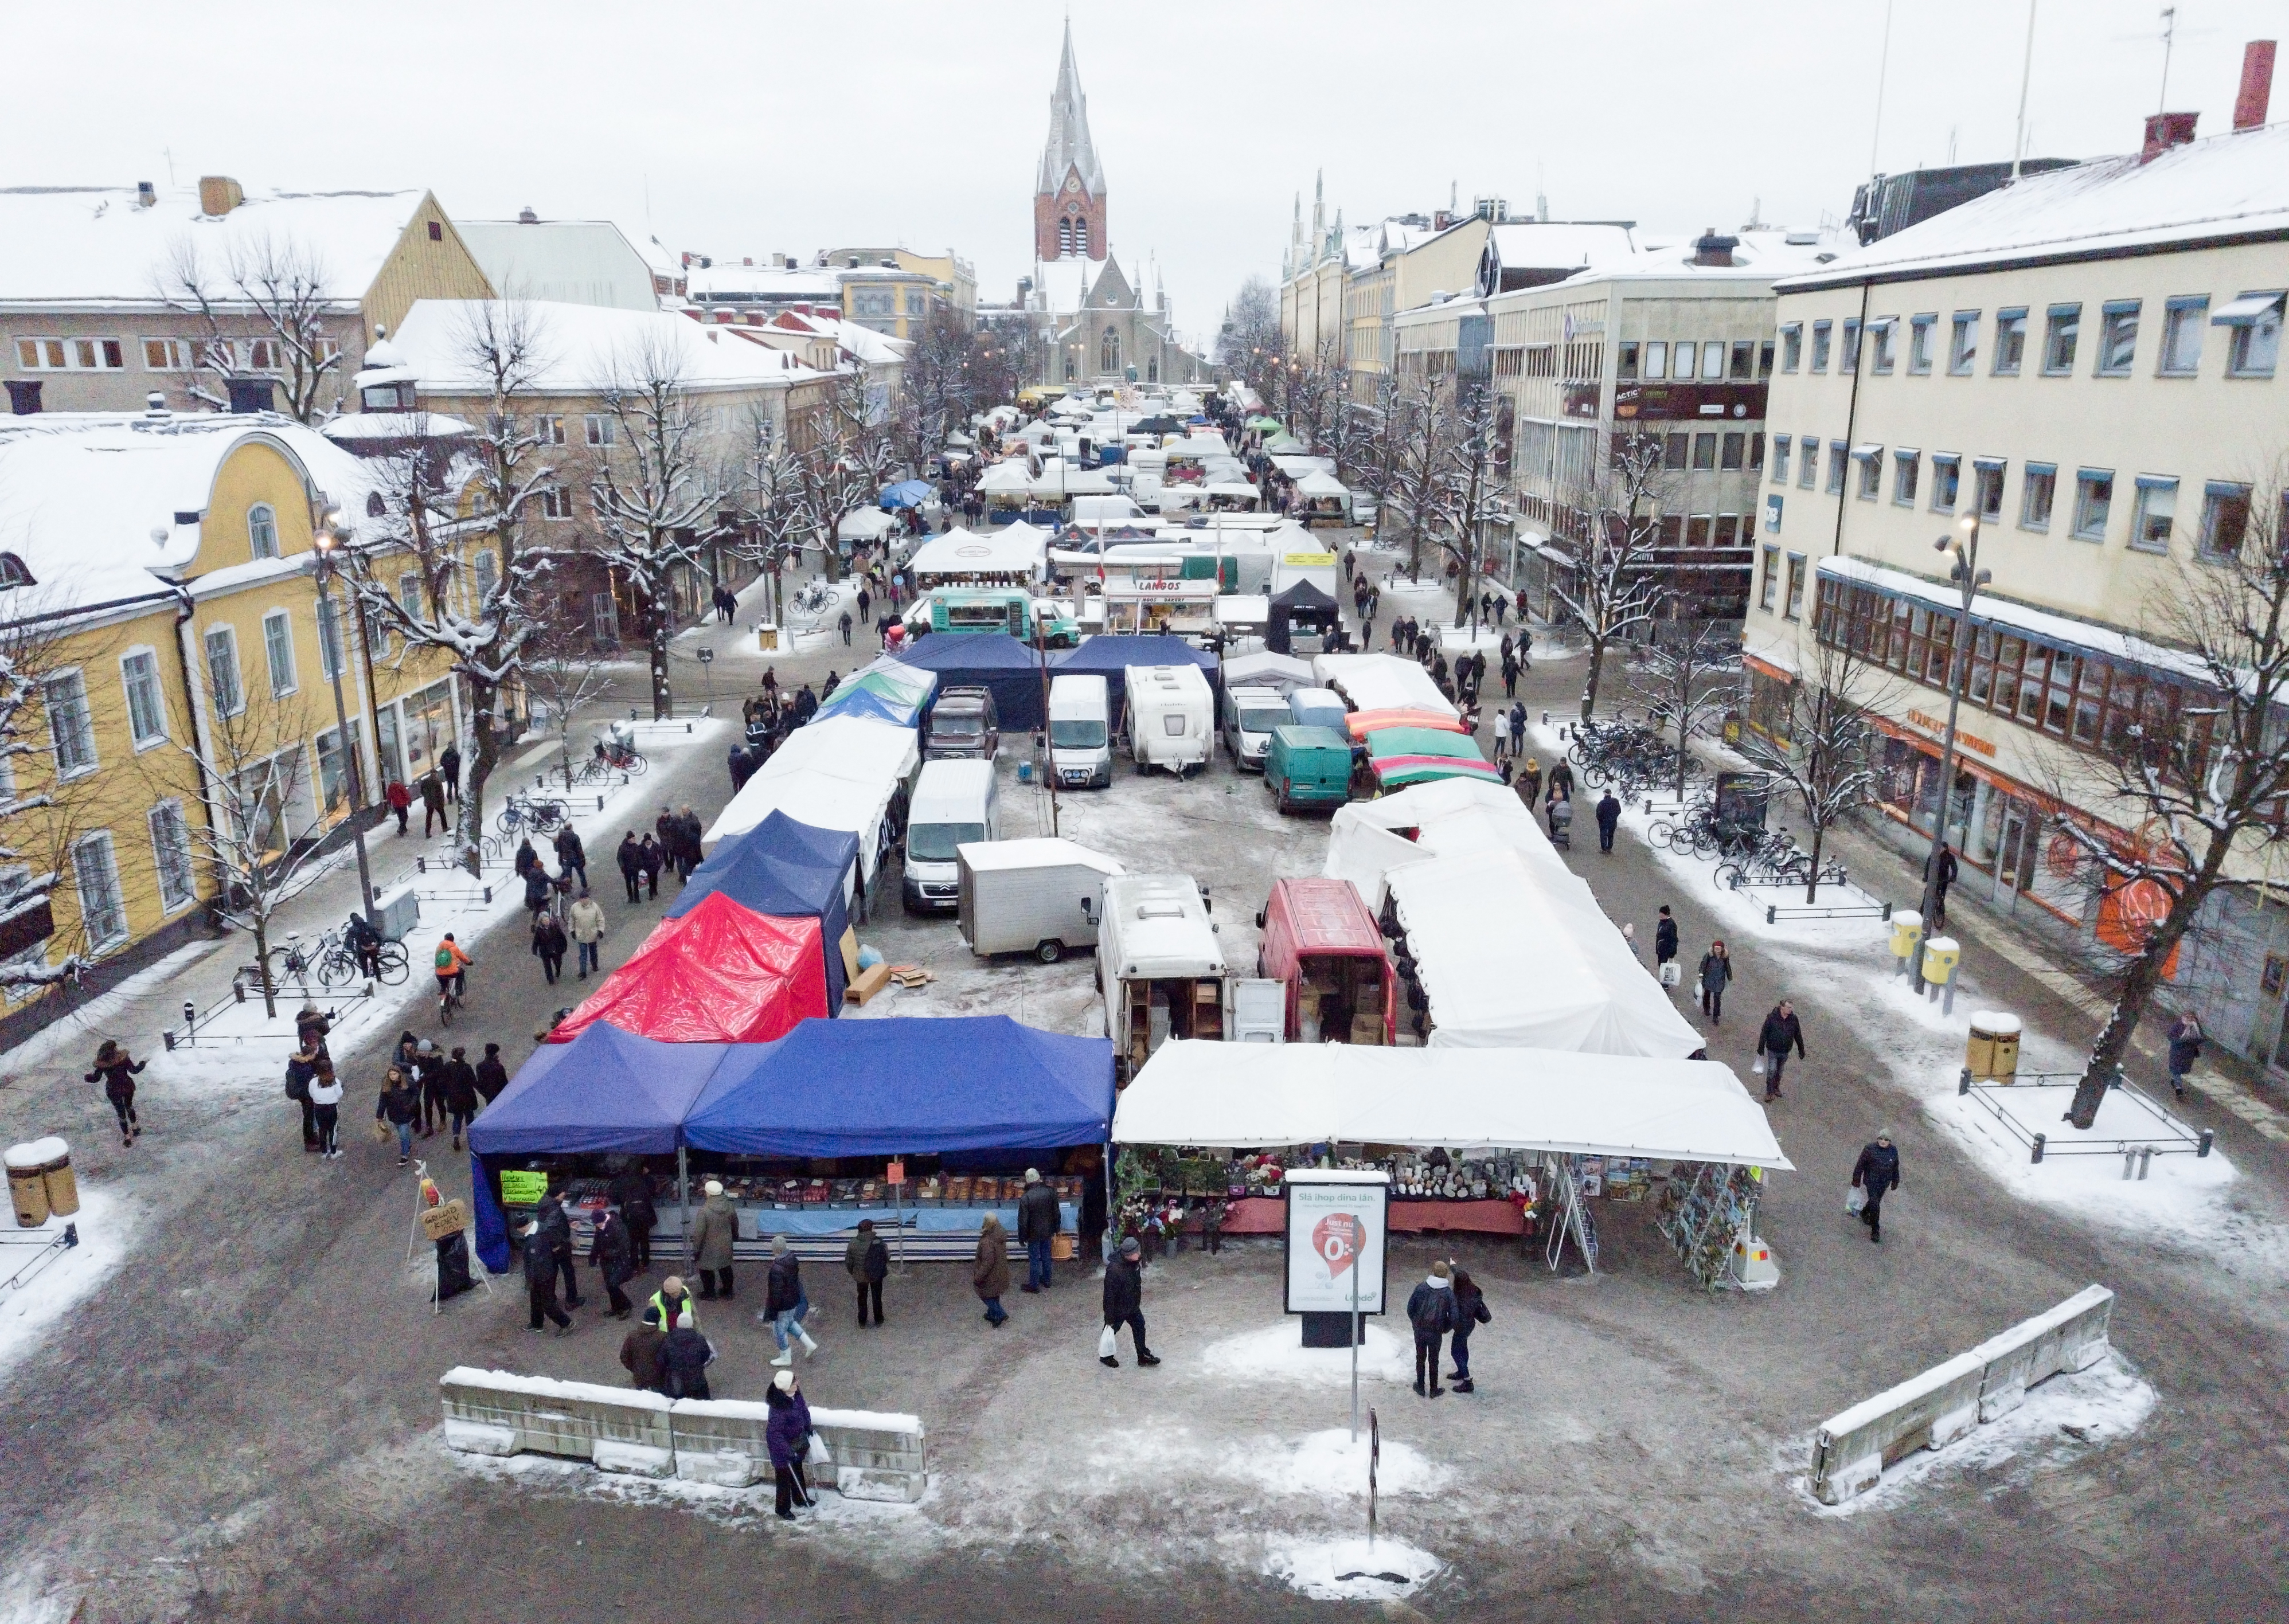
[1099,873,1229,1079]
[958,838,1125,963]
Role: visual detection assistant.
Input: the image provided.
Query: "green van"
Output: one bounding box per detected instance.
[1265,725,1355,814]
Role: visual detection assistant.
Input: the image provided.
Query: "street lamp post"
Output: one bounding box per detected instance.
[1910,512,1991,991]
[315,516,378,928]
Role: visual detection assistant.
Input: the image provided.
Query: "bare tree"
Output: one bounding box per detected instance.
[1379,373,1453,582]
[1735,629,1901,903]
[2045,471,2289,1129]
[1557,433,1670,721]
[1429,382,1510,630]
[344,303,555,875]
[155,233,347,424]
[0,618,97,996]
[521,604,618,793]
[897,308,974,461]
[799,370,896,586]
[1218,275,1283,373]
[724,406,810,627]
[591,332,721,719]
[1627,620,1742,804]
[972,310,1043,406]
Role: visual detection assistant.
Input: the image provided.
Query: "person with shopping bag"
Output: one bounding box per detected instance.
[765,1368,816,1521]
[1099,1235,1157,1367]
[1755,999,1806,1103]
[1697,940,1732,1024]
[1850,1132,1901,1243]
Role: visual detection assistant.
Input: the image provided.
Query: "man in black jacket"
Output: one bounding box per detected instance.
[1100,1236,1157,1368]
[607,1165,657,1267]
[1851,1132,1901,1243]
[616,833,644,903]
[440,1046,481,1151]
[524,1220,572,1333]
[536,1192,583,1310]
[1595,791,1622,854]
[474,1042,511,1105]
[553,825,588,893]
[1405,1261,1458,1398]
[1654,906,1679,980]
[1017,1168,1062,1293]
[1756,1000,1807,1102]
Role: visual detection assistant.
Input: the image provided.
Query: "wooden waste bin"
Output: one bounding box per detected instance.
[34,1138,77,1218]
[1967,1012,2022,1081]
[6,1142,49,1228]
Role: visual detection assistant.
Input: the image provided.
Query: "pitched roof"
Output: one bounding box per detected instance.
[0,185,448,311]
[388,300,831,394]
[455,220,659,311]
[1036,18,1106,198]
[1779,123,2289,290]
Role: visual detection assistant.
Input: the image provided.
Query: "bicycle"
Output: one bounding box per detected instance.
[243,933,322,990]
[317,932,409,988]
[497,792,568,839]
[438,966,470,1025]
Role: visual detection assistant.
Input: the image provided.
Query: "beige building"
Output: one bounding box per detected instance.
[1279,189,1491,395]
[827,248,979,319]
[0,179,493,420]
[1743,115,2289,1065]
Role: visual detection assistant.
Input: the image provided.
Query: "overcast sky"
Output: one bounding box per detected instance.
[7,1,2282,346]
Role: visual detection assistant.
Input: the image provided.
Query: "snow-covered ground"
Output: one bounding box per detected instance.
[0,1188,136,1379]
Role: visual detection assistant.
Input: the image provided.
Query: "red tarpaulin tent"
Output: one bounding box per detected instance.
[547,891,827,1044]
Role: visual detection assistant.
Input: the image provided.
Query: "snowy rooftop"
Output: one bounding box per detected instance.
[1779,124,2289,289]
[0,185,447,310]
[0,410,384,617]
[389,300,831,395]
[684,263,842,301]
[456,220,659,312]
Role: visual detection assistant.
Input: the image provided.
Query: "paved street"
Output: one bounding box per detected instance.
[1,554,2286,1622]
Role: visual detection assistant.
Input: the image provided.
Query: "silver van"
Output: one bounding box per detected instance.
[902,758,1001,913]
[1048,674,1112,788]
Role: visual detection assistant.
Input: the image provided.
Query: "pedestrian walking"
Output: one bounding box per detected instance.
[619,1306,667,1390]
[838,609,853,645]
[765,1235,819,1364]
[1756,999,1807,1101]
[522,861,552,921]
[589,1204,637,1318]
[1407,1260,1458,1398]
[568,890,606,979]
[475,1042,511,1108]
[616,832,644,903]
[2166,1010,2205,1099]
[1517,757,1542,811]
[657,1312,716,1398]
[1595,790,1622,853]
[1546,756,1574,802]
[846,1217,889,1327]
[1501,652,1520,698]
[523,1220,573,1334]
[1017,1167,1060,1293]
[440,1046,480,1150]
[438,741,462,803]
[690,1179,737,1300]
[385,777,412,835]
[1654,906,1679,976]
[608,1164,657,1266]
[1850,1131,1902,1243]
[553,825,588,893]
[530,911,568,984]
[675,805,703,881]
[1697,940,1732,1023]
[1447,1266,1491,1393]
[638,833,665,899]
[536,1190,583,1309]
[375,1067,419,1165]
[765,1369,815,1521]
[308,1064,343,1159]
[86,1040,146,1146]
[1099,1235,1157,1367]
[1927,842,1959,930]
[974,1214,1012,1326]
[419,769,448,838]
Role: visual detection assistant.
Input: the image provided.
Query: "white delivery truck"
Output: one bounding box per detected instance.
[1072,494,1148,530]
[957,838,1126,963]
[1048,674,1113,788]
[901,758,999,913]
[1098,873,1229,1079]
[1123,664,1214,777]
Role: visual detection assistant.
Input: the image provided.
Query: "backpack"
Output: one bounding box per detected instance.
[435,944,458,973]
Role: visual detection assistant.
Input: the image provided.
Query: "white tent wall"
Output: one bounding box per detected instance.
[1112,1042,1790,1169]
[704,717,920,883]
[1311,652,1459,719]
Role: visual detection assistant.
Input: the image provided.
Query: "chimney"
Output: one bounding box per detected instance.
[226,375,276,415]
[144,391,169,418]
[2141,111,2199,162]
[4,381,41,415]
[518,205,539,223]
[1693,227,1740,267]
[2236,40,2277,131]
[197,175,245,216]
[135,181,156,209]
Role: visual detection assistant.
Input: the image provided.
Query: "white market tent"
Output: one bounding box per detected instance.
[838,507,899,542]
[1270,455,1336,479]
[908,526,1048,584]
[1326,781,1560,906]
[1386,847,1705,1056]
[704,716,919,884]
[1114,1042,1791,1169]
[1037,465,1118,497]
[1221,651,1317,691]
[1311,652,1459,720]
[978,459,1036,495]
[1296,471,1351,500]
[1204,480,1261,502]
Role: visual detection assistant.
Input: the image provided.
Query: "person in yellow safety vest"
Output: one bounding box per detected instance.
[649,1274,695,1332]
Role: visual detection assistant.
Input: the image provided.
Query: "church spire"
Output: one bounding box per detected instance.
[1036,17,1106,198]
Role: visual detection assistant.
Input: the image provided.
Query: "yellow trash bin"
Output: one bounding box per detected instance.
[1968,1012,2021,1079]
[1922,936,1962,985]
[1890,910,1924,961]
[33,1137,77,1218]
[5,1143,49,1228]
[756,623,780,652]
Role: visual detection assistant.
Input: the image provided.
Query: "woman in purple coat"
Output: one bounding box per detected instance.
[765,1368,815,1521]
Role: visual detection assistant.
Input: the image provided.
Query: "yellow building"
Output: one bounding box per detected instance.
[0,405,461,1038]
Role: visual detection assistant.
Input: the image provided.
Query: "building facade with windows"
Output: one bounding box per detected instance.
[1743,115,2289,1066]
[0,408,464,1043]
[0,179,493,419]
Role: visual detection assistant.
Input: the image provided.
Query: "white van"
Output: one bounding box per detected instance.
[1220,683,1295,771]
[1072,495,1147,530]
[902,758,1000,913]
[1123,664,1214,777]
[1048,674,1113,788]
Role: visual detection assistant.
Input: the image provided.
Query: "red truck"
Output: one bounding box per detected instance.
[1256,876,1396,1045]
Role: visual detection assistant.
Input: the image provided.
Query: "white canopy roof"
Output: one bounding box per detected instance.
[978,460,1035,494]
[1204,480,1260,499]
[1270,456,1336,478]
[960,836,1124,875]
[1325,780,1559,906]
[1114,1042,1791,1169]
[838,507,899,541]
[704,716,919,881]
[908,526,1047,581]
[1387,848,1705,1058]
[1296,471,1350,498]
[1312,652,1458,719]
[1221,651,1317,691]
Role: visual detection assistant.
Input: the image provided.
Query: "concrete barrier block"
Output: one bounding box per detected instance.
[442,1419,518,1457]
[593,1439,676,1478]
[814,1406,928,1503]
[1811,1349,1987,1506]
[440,1367,669,1461]
[1976,1284,2114,1422]
[676,1447,765,1488]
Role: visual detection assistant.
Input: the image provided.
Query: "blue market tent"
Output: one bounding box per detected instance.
[812,655,934,729]
[897,632,1052,731]
[670,810,857,1009]
[467,1024,731,1271]
[810,686,913,730]
[1052,635,1221,728]
[685,1015,1116,1159]
[878,479,933,509]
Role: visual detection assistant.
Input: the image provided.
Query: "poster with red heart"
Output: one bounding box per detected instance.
[1283,1171,1389,1314]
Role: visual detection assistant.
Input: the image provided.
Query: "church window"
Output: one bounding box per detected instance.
[1100,327,1120,375]
[1076,218,1091,256]
[1059,219,1075,256]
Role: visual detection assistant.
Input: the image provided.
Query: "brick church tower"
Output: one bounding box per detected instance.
[1034,20,1107,262]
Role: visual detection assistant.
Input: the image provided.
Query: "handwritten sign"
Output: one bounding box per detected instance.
[499,1170,548,1206]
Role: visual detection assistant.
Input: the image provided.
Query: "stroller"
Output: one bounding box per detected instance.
[1546,791,1575,850]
